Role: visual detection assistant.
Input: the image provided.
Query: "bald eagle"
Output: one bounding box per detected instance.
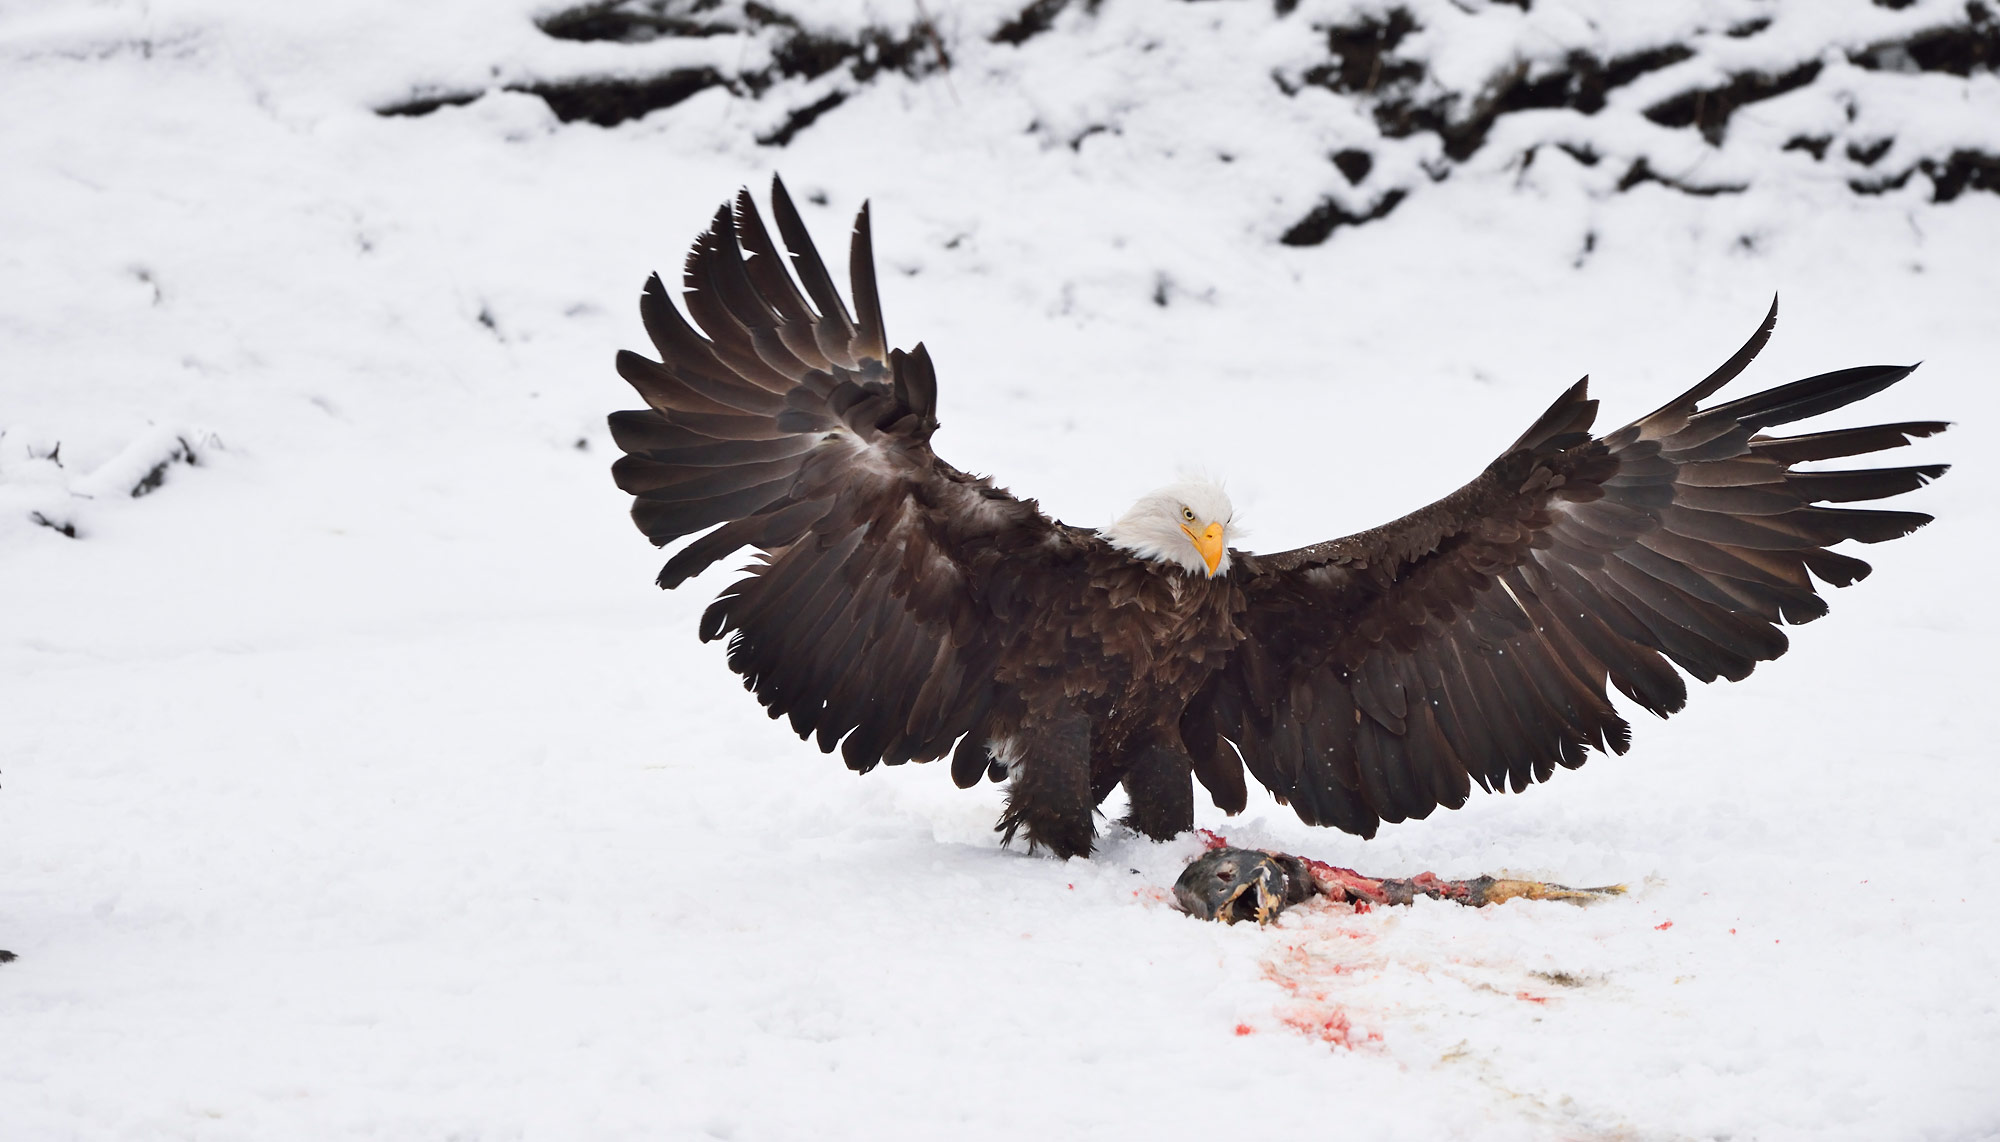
[609,179,1945,859]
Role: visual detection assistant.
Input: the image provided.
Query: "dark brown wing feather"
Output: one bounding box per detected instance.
[610,178,1072,772]
[1187,299,1947,836]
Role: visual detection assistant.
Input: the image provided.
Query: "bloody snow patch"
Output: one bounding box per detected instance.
[1182,839,1401,1048]
[1260,923,1385,1052]
[1240,899,1619,1055]
[1277,1004,1371,1051]
[1180,841,1667,1056]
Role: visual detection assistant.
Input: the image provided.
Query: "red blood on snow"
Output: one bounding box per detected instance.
[1279,1005,1358,1049]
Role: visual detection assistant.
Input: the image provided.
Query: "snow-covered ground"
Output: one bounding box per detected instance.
[3,1,1997,1138]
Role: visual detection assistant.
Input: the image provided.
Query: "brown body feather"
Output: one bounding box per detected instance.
[610,180,1945,858]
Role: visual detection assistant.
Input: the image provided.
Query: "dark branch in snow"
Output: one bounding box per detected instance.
[380,2,948,129]
[1617,158,1747,197]
[993,0,1082,46]
[1280,189,1407,247]
[129,436,198,499]
[758,91,847,147]
[376,91,480,118]
[30,511,76,538]
[527,70,729,127]
[1920,148,2000,201]
[538,1,741,42]
[1642,60,1822,146]
[1851,7,2000,75]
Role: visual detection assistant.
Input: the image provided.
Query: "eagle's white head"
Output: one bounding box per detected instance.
[1103,477,1236,578]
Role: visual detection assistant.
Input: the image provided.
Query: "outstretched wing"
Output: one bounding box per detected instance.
[609,178,1071,773]
[1183,301,1946,836]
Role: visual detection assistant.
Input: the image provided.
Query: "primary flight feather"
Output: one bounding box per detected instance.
[609,178,1946,859]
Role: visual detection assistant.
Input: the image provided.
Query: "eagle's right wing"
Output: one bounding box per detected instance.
[609,179,1078,776]
[1184,302,1946,836]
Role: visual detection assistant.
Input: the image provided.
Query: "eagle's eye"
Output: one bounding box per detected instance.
[1181,507,1196,522]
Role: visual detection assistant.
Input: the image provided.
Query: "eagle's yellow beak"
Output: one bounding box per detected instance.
[1180,521,1226,576]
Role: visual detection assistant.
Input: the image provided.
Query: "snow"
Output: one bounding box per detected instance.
[3,0,1997,1138]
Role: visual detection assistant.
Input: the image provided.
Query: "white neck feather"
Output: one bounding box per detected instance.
[1103,478,1236,578]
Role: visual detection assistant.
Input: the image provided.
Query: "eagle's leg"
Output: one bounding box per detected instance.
[1119,741,1195,842]
[997,709,1095,859]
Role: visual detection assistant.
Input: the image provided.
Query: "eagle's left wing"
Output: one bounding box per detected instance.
[1181,302,1946,836]
[609,179,1080,776]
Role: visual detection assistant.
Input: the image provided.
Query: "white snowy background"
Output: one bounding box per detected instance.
[3,0,1997,1138]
